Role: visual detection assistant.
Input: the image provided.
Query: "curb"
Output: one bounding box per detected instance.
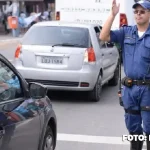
[0,38,22,46]
[0,38,22,43]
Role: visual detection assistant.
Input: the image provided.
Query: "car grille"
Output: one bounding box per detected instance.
[25,79,79,87]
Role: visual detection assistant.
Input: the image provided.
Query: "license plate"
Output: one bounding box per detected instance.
[41,57,63,64]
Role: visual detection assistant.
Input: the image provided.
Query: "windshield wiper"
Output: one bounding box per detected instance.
[52,43,85,48]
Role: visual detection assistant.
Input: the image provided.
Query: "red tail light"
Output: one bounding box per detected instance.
[15,44,22,58]
[56,11,60,20]
[120,13,128,28]
[84,47,96,62]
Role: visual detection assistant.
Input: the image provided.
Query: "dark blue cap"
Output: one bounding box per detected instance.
[133,0,150,10]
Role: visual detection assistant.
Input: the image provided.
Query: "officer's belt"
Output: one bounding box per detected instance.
[121,77,150,87]
[132,80,150,85]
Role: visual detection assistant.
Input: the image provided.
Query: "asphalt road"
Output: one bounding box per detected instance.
[0,42,146,150]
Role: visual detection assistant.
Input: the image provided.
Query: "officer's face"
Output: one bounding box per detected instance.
[134,5,150,25]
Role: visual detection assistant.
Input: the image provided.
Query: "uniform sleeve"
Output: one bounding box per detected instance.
[109,27,125,48]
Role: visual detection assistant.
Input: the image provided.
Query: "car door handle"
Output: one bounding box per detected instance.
[102,54,104,56]
[109,52,112,55]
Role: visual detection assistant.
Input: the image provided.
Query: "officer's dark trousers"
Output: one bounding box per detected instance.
[122,85,150,134]
[122,85,150,150]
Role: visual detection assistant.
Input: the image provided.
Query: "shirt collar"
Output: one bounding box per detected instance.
[132,25,137,34]
[145,24,150,35]
[132,24,150,35]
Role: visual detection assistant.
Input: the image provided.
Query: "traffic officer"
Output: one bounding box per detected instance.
[100,0,150,150]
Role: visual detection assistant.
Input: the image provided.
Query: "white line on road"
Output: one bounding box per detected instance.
[57,133,147,147]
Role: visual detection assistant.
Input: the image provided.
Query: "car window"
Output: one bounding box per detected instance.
[0,61,23,102]
[94,26,106,48]
[22,26,91,48]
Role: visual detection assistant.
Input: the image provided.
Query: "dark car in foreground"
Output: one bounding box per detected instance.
[0,54,57,150]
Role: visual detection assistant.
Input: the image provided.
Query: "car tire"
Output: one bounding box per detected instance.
[88,74,102,102]
[42,126,55,150]
[108,64,119,86]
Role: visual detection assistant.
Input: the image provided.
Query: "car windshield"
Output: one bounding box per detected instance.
[22,26,90,48]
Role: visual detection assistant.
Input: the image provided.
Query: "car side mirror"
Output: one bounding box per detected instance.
[107,42,114,48]
[29,82,47,99]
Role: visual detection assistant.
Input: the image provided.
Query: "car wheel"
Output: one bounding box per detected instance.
[88,74,102,102]
[42,126,55,150]
[108,64,119,86]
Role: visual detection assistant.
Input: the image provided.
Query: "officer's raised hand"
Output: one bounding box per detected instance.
[111,0,120,17]
[99,0,120,42]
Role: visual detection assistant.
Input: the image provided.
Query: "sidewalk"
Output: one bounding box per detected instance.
[0,22,24,43]
[0,34,23,43]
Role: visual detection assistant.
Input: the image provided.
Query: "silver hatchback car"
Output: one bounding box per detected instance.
[14,21,119,102]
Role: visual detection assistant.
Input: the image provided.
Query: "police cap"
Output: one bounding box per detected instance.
[132,0,150,10]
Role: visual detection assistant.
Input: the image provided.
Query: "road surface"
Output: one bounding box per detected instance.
[0,41,146,150]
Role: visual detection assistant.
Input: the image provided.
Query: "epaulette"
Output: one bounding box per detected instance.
[121,24,131,27]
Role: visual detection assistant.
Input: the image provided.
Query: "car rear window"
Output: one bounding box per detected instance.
[22,26,90,47]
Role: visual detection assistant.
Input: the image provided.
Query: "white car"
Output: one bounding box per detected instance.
[14,21,119,102]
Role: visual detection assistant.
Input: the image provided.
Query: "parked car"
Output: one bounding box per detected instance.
[14,21,119,102]
[0,54,57,150]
